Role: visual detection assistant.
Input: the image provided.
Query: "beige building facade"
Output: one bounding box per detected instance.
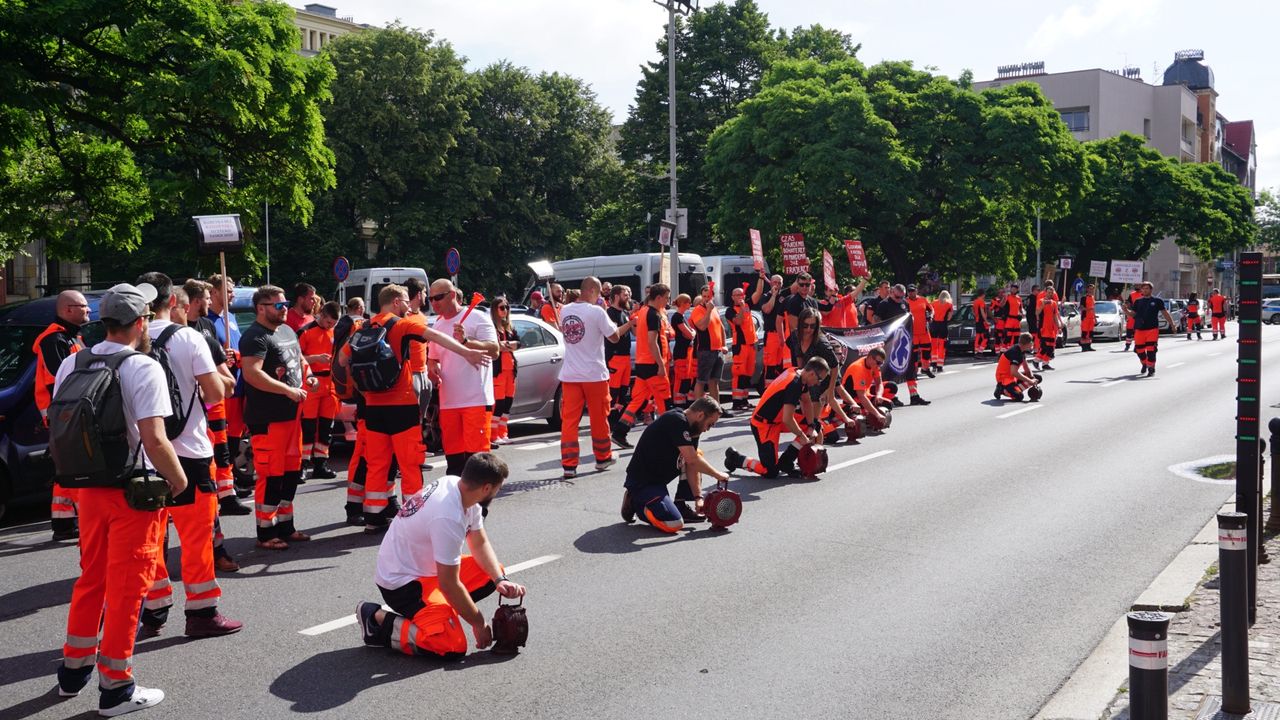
[974,51,1255,300]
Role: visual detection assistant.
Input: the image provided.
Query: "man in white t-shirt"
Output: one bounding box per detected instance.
[357,453,526,658]
[135,273,243,641]
[53,282,189,715]
[427,279,500,476]
[557,277,634,479]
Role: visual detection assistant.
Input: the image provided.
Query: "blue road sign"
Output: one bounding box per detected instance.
[445,247,461,276]
[332,256,350,282]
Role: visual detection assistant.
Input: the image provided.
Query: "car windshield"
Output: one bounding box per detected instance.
[1094,301,1119,313]
[0,325,41,388]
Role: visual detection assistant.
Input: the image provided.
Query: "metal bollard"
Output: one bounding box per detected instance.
[1218,512,1251,714]
[1268,419,1280,533]
[1127,611,1172,720]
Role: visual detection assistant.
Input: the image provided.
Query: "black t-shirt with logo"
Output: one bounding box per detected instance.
[724,304,751,355]
[605,306,631,359]
[624,409,699,489]
[761,290,787,337]
[671,311,691,358]
[189,316,227,366]
[875,297,909,322]
[785,293,820,321]
[239,321,303,428]
[1133,297,1165,331]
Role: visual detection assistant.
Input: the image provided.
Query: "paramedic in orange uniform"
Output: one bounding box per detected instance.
[906,285,933,377]
[33,290,89,541]
[490,296,519,445]
[994,332,1041,402]
[611,284,673,446]
[1079,284,1097,351]
[723,358,828,479]
[928,291,953,372]
[726,285,758,411]
[298,301,341,479]
[1208,288,1228,340]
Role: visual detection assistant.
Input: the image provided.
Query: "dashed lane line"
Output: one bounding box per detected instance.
[1167,362,1186,369]
[996,404,1043,420]
[298,554,562,636]
[824,450,895,473]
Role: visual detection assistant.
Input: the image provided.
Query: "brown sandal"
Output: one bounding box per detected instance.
[256,538,289,550]
[285,531,311,542]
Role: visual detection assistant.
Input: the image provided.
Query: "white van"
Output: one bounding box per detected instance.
[702,255,771,306]
[336,267,429,311]
[547,252,707,299]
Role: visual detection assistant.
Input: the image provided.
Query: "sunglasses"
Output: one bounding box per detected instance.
[258,301,288,310]
[428,293,449,302]
[802,322,818,329]
[798,282,812,287]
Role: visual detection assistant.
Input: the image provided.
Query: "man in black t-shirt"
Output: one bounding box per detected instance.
[994,332,1040,401]
[621,398,728,532]
[784,272,820,326]
[1124,281,1175,376]
[239,285,315,550]
[760,274,789,381]
[605,285,634,422]
[670,295,695,405]
[725,357,828,479]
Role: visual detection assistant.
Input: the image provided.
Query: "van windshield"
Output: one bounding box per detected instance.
[679,271,708,296]
[721,271,759,297]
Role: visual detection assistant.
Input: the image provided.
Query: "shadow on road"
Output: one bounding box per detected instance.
[573,522,722,555]
[0,577,77,625]
[270,646,516,712]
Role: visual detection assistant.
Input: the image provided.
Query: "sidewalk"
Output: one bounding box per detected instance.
[1102,520,1280,719]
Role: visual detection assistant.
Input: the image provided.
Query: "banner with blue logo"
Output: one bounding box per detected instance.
[822,315,916,382]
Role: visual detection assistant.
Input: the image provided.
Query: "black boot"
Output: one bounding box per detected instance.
[310,458,337,480]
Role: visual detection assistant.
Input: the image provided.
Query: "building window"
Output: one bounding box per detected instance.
[1059,109,1089,132]
[310,30,317,50]
[1143,118,1151,140]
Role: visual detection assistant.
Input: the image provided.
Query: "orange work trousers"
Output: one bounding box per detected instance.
[206,401,234,498]
[51,483,78,524]
[62,488,165,690]
[364,409,425,515]
[732,346,757,402]
[381,557,494,657]
[620,369,671,426]
[560,380,612,471]
[440,406,492,456]
[145,489,220,616]
[251,416,303,542]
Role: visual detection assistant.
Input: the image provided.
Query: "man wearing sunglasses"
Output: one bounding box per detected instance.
[784,272,820,330]
[841,347,891,429]
[427,279,501,478]
[725,357,830,479]
[759,272,790,381]
[33,290,89,541]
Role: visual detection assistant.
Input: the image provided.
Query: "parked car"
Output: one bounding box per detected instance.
[0,292,108,518]
[1159,299,1187,334]
[1263,298,1280,324]
[946,301,1080,352]
[1091,300,1126,341]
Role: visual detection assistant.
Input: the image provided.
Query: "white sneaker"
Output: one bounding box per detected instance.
[99,685,164,716]
[595,458,617,472]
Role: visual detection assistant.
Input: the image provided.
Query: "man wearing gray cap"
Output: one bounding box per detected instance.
[51,282,190,715]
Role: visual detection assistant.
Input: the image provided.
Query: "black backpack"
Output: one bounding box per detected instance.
[348,316,406,393]
[48,350,145,488]
[148,324,198,440]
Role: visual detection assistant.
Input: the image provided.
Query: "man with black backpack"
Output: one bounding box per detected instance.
[340,284,488,533]
[135,272,243,640]
[50,282,190,715]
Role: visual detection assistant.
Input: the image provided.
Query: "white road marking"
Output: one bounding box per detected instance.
[1208,352,1224,357]
[825,449,895,473]
[968,364,987,371]
[1100,379,1130,388]
[515,440,560,451]
[1167,362,1186,369]
[1167,455,1236,486]
[298,554,562,636]
[996,404,1043,419]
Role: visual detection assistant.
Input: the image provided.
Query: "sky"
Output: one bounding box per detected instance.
[335,0,1277,191]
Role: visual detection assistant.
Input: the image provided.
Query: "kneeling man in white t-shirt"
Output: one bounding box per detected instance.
[357,453,526,658]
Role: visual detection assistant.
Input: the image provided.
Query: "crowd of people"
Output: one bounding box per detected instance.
[30,263,1220,715]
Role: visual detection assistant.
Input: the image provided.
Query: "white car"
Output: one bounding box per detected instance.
[1262,298,1280,325]
[1090,300,1126,341]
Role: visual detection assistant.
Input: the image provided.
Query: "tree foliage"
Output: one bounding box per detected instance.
[1257,188,1280,254]
[0,0,336,263]
[1042,134,1256,270]
[704,60,1087,281]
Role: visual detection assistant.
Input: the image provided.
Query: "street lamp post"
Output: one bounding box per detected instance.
[653,0,696,298]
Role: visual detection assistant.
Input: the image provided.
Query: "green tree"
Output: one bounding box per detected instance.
[0,0,335,263]
[1257,188,1280,253]
[704,60,1086,281]
[1043,134,1256,270]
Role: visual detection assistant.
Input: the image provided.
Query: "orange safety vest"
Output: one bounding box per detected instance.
[32,321,82,414]
[908,296,929,335]
[752,367,799,424]
[929,300,952,323]
[634,305,671,366]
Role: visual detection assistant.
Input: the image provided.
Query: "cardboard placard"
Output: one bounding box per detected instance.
[780,233,808,274]
[1109,260,1143,284]
[1089,260,1107,277]
[749,229,764,271]
[822,249,837,292]
[844,239,869,278]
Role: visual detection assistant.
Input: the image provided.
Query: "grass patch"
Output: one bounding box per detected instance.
[1198,462,1236,481]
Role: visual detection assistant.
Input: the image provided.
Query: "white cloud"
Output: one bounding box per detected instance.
[1027,0,1161,53]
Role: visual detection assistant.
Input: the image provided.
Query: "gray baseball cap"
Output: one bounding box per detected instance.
[99,283,158,323]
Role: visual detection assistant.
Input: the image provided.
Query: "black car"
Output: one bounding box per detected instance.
[0,292,107,519]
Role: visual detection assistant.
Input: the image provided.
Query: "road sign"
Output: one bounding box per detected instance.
[844,239,869,278]
[1089,260,1107,278]
[445,247,461,276]
[822,249,836,292]
[1059,257,1073,269]
[1073,278,1085,294]
[749,229,764,270]
[663,208,688,239]
[1109,260,1143,284]
[332,256,350,283]
[780,233,808,274]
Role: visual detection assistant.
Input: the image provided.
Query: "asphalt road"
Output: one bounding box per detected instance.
[0,323,1267,720]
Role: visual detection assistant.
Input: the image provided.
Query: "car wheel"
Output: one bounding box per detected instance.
[232,437,254,496]
[546,386,562,428]
[1270,316,1280,325]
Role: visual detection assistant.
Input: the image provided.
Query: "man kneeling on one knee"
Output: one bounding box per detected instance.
[358,453,525,659]
[620,397,728,533]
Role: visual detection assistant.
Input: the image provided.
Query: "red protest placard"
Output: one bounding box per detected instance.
[843,238,869,278]
[749,229,764,271]
[822,250,836,292]
[780,233,808,274]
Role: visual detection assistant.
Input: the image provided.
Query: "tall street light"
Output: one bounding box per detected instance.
[653,0,696,298]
